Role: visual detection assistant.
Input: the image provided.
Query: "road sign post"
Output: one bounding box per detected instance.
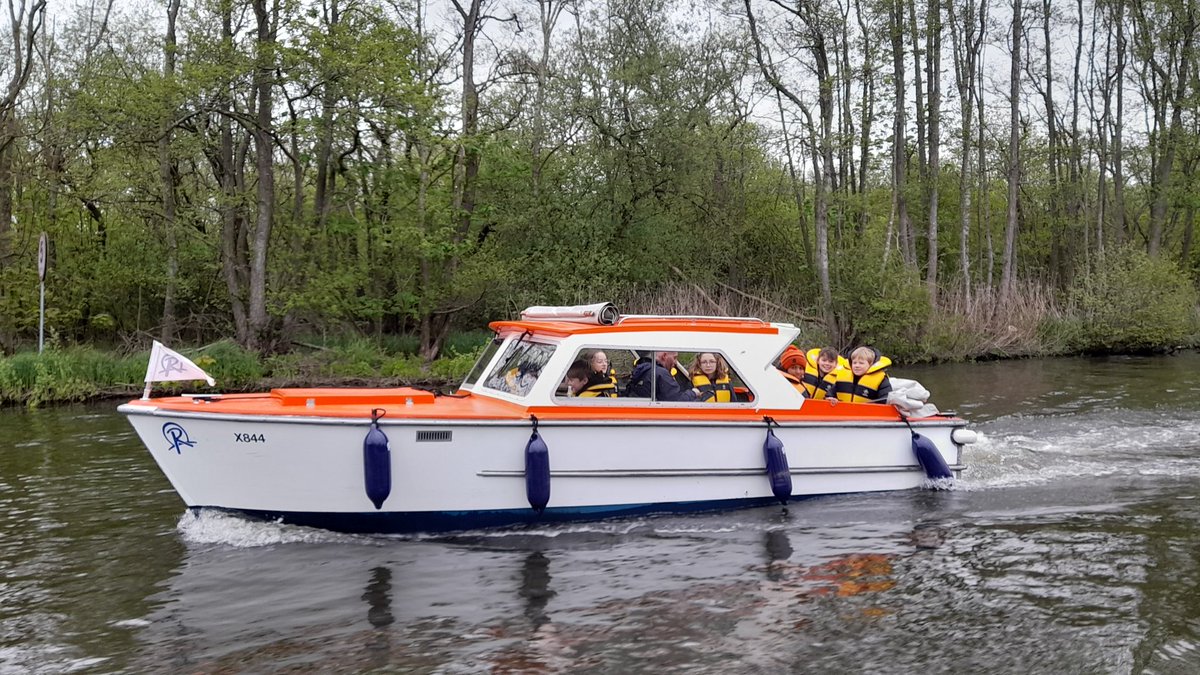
[38,232,46,354]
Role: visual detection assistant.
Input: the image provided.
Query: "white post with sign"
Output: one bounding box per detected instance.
[38,232,46,354]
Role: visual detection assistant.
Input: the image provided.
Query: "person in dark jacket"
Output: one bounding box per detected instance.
[627,351,699,401]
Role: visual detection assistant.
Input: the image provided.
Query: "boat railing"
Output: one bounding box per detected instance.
[618,314,768,324]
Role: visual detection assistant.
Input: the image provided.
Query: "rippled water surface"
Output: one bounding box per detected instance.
[4,354,1200,673]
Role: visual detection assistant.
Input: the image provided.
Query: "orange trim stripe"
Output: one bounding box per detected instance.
[123,391,947,423]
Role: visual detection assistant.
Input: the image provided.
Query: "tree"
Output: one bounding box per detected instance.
[1001,0,1022,300]
[0,0,47,267]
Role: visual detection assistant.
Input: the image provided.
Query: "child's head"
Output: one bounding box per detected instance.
[780,346,806,378]
[565,360,590,394]
[850,347,876,376]
[817,347,839,375]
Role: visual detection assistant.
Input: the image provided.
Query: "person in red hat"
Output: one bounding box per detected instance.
[778,345,807,393]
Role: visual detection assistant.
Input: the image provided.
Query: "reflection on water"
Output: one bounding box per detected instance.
[363,566,394,628]
[4,354,1200,672]
[519,551,555,629]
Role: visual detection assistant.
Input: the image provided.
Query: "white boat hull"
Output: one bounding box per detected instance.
[120,405,965,533]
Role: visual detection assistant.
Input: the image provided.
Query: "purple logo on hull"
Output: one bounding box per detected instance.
[162,422,195,454]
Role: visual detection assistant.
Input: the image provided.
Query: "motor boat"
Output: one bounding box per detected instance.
[119,303,976,533]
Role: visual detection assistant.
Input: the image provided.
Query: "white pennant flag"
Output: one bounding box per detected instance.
[145,341,216,386]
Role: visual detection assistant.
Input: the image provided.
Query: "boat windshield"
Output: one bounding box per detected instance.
[461,335,504,389]
[481,338,556,397]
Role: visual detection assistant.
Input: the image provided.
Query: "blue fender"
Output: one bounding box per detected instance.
[912,432,953,480]
[363,410,392,510]
[762,420,792,504]
[525,416,551,514]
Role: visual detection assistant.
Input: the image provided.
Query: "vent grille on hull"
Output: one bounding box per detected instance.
[415,430,452,442]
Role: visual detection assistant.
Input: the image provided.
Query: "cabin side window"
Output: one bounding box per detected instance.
[682,351,752,403]
[622,350,754,404]
[482,340,556,397]
[554,347,635,400]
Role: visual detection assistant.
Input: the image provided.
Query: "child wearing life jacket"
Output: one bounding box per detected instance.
[778,345,807,393]
[834,347,893,403]
[566,359,618,398]
[802,347,843,400]
[589,350,618,388]
[691,352,735,403]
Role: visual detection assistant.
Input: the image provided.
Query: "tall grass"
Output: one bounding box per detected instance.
[0,334,485,408]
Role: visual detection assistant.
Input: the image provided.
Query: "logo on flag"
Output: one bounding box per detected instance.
[145,341,216,386]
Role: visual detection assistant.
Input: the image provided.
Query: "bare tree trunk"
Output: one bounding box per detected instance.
[907,0,926,181]
[159,0,181,344]
[1092,4,1112,260]
[925,0,942,305]
[217,1,249,345]
[950,0,986,309]
[0,0,47,267]
[1001,0,1022,300]
[531,0,564,220]
[1112,0,1127,243]
[419,0,483,361]
[979,40,993,288]
[854,0,876,237]
[313,0,339,230]
[1131,0,1196,257]
[1069,0,1085,268]
[744,0,833,319]
[775,90,814,269]
[249,0,278,351]
[890,0,914,268]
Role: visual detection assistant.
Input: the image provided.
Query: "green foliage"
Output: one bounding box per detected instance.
[832,250,930,361]
[1070,246,1200,351]
[1035,316,1089,355]
[444,330,491,356]
[198,341,264,387]
[0,348,145,407]
[381,355,424,378]
[918,314,986,362]
[4,0,1200,371]
[428,351,478,382]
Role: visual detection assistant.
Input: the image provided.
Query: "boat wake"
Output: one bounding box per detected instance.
[959,409,1200,490]
[176,510,362,548]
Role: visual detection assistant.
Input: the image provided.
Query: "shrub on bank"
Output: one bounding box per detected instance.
[1070,246,1200,352]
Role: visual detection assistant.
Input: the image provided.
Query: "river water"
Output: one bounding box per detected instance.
[3,354,1200,673]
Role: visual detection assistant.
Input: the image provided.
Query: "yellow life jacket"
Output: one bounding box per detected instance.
[692,374,734,403]
[603,367,618,388]
[834,356,893,403]
[579,374,619,398]
[801,348,842,400]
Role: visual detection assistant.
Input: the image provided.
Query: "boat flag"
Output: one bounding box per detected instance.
[143,341,215,399]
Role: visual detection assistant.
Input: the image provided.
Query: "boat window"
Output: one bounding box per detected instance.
[481,339,556,397]
[681,351,753,404]
[554,347,635,400]
[615,349,755,404]
[461,335,504,388]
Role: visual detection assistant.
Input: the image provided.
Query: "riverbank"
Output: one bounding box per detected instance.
[3,329,1197,408]
[0,337,480,408]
